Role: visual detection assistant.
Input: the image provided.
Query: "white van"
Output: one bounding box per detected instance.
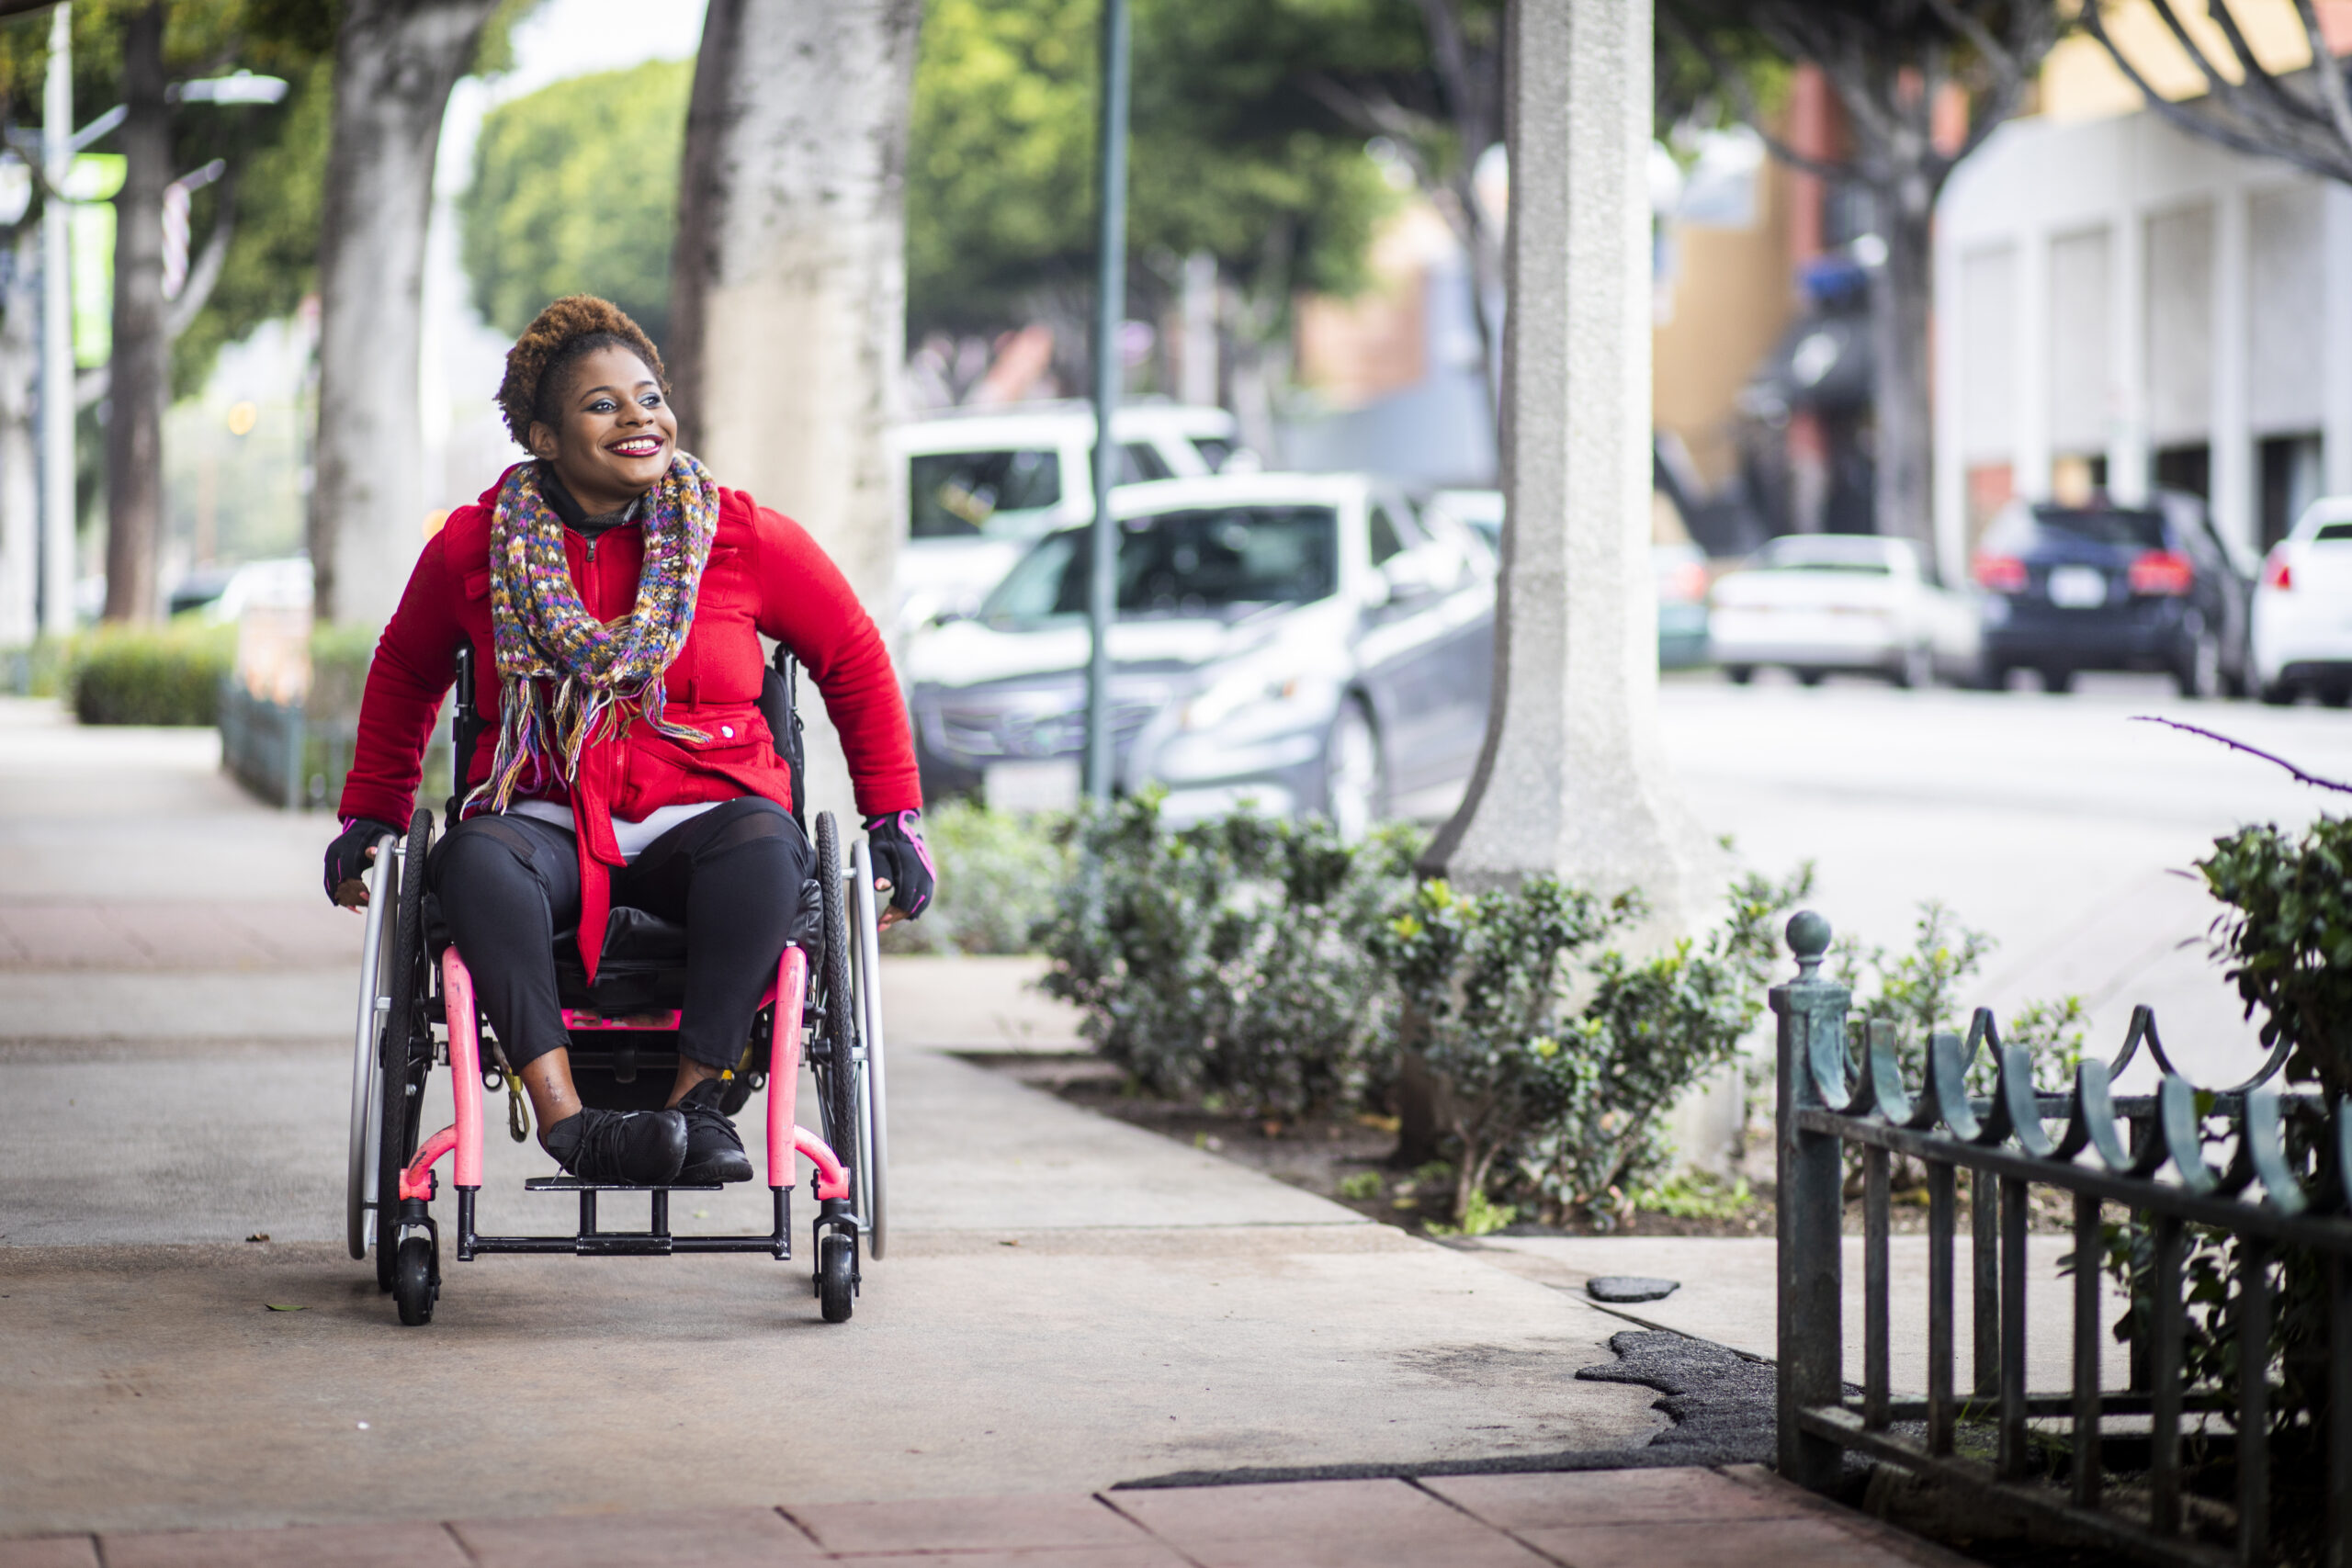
[891,401,1250,630]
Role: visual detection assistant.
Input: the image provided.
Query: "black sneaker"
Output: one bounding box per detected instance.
[541,1107,687,1185]
[675,1077,754,1184]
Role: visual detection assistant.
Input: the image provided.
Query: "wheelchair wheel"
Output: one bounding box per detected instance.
[848,837,892,1260]
[345,829,401,1259]
[374,810,435,1293]
[818,1231,856,1323]
[392,1235,438,1326]
[812,813,861,1188]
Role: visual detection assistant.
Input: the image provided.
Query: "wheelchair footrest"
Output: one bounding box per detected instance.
[524,1176,724,1192]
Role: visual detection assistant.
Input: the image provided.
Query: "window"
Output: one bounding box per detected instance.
[982,506,1341,624]
[1118,443,1172,483]
[908,449,1062,538]
[1753,536,1892,574]
[1193,436,1236,473]
[1367,502,1409,566]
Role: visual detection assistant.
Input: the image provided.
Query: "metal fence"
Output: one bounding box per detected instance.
[218,679,447,810]
[1772,908,2352,1567]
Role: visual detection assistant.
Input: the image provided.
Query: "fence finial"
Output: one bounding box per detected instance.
[1786,909,1831,978]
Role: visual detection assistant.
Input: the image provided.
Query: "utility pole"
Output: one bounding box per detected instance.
[38,2,72,637]
[1082,0,1130,807]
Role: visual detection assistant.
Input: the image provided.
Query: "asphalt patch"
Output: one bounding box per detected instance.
[1113,1328,1778,1489]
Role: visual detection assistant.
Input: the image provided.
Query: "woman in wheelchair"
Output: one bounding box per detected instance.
[321,295,934,1190]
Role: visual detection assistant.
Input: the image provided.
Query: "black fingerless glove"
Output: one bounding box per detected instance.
[862,808,935,919]
[324,816,402,904]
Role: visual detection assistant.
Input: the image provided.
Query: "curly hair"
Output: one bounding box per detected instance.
[494,295,670,446]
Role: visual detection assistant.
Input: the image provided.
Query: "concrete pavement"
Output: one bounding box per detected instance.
[0,700,1668,1539]
[0,1466,1972,1568]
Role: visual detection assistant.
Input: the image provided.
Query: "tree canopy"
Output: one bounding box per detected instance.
[904,0,1402,341]
[458,55,691,347]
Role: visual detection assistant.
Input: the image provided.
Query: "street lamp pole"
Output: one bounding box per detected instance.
[37,1,71,636]
[1083,0,1131,808]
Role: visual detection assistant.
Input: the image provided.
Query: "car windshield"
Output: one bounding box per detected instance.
[1991,505,2168,551]
[982,505,1340,624]
[909,448,1063,538]
[1752,537,1891,574]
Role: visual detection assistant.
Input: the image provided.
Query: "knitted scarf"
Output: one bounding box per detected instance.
[468,451,720,815]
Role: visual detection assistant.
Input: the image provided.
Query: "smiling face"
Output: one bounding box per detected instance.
[525,344,678,515]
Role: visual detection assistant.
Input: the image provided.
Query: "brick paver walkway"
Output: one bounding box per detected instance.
[2,1467,1966,1567]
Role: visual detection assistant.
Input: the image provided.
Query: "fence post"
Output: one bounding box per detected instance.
[1773,908,1849,1490]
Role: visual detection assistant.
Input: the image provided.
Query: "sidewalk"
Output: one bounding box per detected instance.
[0,1466,1968,1567]
[0,702,1672,1537]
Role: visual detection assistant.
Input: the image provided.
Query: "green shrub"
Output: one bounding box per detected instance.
[1039,792,1422,1119]
[881,798,1074,956]
[2198,818,2352,1098]
[1373,867,1809,1226]
[69,626,234,726]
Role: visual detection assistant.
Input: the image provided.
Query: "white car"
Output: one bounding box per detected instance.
[1709,534,1978,687]
[2254,496,2352,705]
[892,401,1251,633]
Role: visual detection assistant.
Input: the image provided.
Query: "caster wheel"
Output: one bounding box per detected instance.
[393,1235,437,1326]
[818,1233,857,1324]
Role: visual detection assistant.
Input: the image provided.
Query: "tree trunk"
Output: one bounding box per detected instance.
[0,225,37,645]
[669,0,921,814]
[102,4,168,626]
[1870,197,1937,578]
[310,0,495,626]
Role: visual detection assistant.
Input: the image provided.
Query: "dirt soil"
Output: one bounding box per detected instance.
[964,1053,2085,1240]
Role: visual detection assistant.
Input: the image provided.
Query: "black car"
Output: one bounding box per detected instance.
[1972,492,2252,695]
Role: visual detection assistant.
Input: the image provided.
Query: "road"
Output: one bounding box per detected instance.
[1657,670,2352,1089]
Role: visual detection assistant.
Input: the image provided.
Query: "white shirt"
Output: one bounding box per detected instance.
[507,799,723,862]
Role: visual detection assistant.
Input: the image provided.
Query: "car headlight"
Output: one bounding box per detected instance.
[1182,668,1310,732]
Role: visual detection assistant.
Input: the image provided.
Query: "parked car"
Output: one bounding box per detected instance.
[1710,534,1978,686]
[891,401,1251,633]
[2254,496,2352,705]
[903,473,1494,835]
[166,557,312,623]
[1973,493,2252,696]
[1420,488,1712,668]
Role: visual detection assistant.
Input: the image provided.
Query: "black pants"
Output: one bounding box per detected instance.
[429,798,811,1072]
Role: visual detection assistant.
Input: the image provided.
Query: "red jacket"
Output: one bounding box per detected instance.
[340,468,920,974]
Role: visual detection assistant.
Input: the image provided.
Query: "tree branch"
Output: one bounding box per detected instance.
[1657,6,1852,183]
[2293,0,2352,154]
[2131,715,2352,794]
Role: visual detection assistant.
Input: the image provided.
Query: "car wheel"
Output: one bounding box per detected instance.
[2325,686,2352,710]
[1322,700,1384,843]
[1794,668,1826,688]
[1724,665,1754,686]
[2176,627,2222,700]
[2260,681,2295,706]
[1893,644,1933,690]
[2040,667,2074,694]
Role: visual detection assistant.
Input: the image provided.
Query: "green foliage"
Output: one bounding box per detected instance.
[1373,865,1811,1226]
[880,799,1075,956]
[1039,791,1421,1120]
[1425,1187,1515,1238]
[458,57,692,347]
[1336,1169,1382,1201]
[906,0,1396,339]
[68,624,232,725]
[2197,818,2352,1099]
[1636,1169,1754,1221]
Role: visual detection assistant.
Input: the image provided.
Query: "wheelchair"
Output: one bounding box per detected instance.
[343,645,890,1326]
